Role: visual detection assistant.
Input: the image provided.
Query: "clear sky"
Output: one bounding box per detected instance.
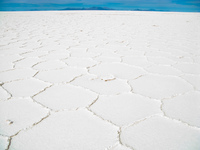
[0,0,200,12]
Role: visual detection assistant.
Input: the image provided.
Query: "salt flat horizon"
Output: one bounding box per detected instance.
[0,11,200,150]
[1,10,200,13]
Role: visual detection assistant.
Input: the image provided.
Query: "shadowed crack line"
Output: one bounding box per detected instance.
[160,101,200,130]
[1,85,12,100]
[88,95,99,108]
[6,112,51,150]
[86,107,119,128]
[31,84,54,111]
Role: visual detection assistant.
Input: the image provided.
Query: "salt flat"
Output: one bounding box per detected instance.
[0,11,200,150]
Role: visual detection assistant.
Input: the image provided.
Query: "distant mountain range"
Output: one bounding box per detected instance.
[0,6,166,11]
[61,7,165,11]
[133,8,165,11]
[62,7,114,10]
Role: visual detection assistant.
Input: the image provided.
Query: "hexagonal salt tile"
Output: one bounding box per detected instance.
[145,65,182,76]
[68,47,87,53]
[40,51,69,61]
[147,56,175,65]
[34,84,98,111]
[145,51,172,58]
[121,116,200,150]
[21,50,48,58]
[15,57,42,68]
[10,110,118,150]
[163,91,200,127]
[129,74,193,99]
[88,47,116,54]
[122,56,153,68]
[0,62,13,72]
[94,56,121,63]
[0,54,23,63]
[71,74,131,95]
[181,74,200,90]
[33,60,67,71]
[116,50,144,57]
[91,93,162,126]
[35,67,86,83]
[89,63,147,80]
[64,57,97,68]
[0,98,48,136]
[70,51,99,58]
[3,78,51,97]
[0,68,37,82]
[100,51,121,58]
[174,63,200,75]
[171,56,194,63]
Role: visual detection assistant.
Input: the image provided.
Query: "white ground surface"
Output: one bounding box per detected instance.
[0,11,200,150]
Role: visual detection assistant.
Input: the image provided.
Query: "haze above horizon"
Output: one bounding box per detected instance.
[0,0,200,12]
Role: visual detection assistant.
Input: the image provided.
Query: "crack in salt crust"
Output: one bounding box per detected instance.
[0,11,200,150]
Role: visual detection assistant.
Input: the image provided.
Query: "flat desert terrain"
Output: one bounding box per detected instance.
[0,11,200,150]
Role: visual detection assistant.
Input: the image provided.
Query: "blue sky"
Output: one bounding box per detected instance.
[0,0,200,11]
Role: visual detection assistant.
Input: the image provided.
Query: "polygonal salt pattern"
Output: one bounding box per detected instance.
[0,54,23,63]
[162,91,200,127]
[0,11,200,150]
[0,62,13,72]
[88,47,115,54]
[3,78,51,97]
[174,63,200,75]
[116,50,145,57]
[70,51,99,58]
[121,116,200,150]
[0,68,37,82]
[122,56,153,68]
[33,60,67,70]
[147,56,176,65]
[14,57,42,68]
[89,63,147,80]
[129,74,193,99]
[39,51,70,61]
[21,50,48,58]
[35,67,86,83]
[145,64,183,76]
[10,110,118,150]
[0,98,48,136]
[63,57,97,68]
[0,47,30,55]
[71,74,131,95]
[34,84,98,111]
[91,93,162,126]
[172,56,194,63]
[94,56,121,63]
[181,74,200,90]
[98,51,120,58]
[145,51,173,58]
